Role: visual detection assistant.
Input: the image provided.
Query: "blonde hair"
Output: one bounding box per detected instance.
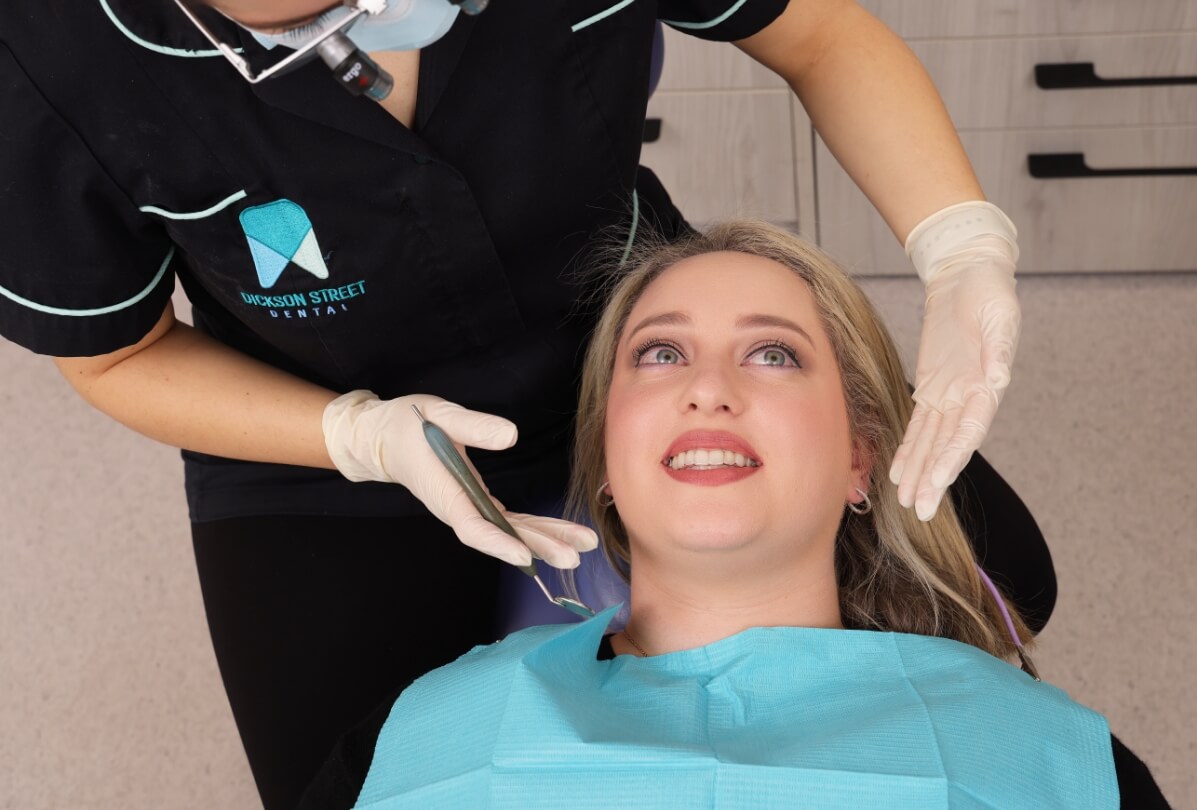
[567,220,1031,659]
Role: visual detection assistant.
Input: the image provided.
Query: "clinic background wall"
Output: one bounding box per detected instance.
[2,275,1195,808]
[4,5,1197,804]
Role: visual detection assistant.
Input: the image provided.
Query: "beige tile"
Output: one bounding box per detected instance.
[0,342,259,809]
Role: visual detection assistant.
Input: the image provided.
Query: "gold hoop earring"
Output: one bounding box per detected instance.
[596,481,615,508]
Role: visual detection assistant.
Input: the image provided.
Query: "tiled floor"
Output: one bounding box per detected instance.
[2,273,1193,808]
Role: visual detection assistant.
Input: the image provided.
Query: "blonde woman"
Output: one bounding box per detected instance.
[301,222,1167,809]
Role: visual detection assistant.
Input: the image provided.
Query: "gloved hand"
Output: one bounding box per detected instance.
[323,391,598,568]
[890,201,1021,521]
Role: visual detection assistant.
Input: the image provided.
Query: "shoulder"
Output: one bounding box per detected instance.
[298,623,581,810]
[657,0,790,42]
[384,622,579,729]
[885,633,1119,807]
[890,632,1101,719]
[416,623,576,682]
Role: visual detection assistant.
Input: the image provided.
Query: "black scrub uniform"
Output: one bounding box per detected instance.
[0,2,1054,808]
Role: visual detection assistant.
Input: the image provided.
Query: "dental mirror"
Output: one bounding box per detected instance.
[412,405,597,619]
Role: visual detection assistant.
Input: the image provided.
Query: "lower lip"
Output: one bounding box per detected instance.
[662,464,761,486]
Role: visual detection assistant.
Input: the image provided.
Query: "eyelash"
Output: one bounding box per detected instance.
[630,338,802,368]
[631,337,681,366]
[748,340,802,368]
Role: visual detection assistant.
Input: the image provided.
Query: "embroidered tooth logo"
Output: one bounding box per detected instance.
[239,199,330,289]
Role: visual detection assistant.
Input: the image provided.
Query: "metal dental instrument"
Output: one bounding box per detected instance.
[412,405,596,619]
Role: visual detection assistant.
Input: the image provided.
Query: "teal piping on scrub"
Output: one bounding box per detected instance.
[139,190,248,220]
[662,0,750,30]
[0,247,174,317]
[571,0,637,33]
[620,190,640,266]
[99,0,243,57]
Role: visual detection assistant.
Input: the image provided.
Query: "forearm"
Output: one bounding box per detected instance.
[55,309,337,469]
[751,0,985,242]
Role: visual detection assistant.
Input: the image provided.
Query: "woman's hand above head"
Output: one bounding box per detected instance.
[323,392,598,569]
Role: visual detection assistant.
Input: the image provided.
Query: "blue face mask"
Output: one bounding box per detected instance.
[247,0,460,53]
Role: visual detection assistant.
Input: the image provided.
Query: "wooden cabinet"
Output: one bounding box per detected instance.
[820,126,1197,274]
[858,0,1197,39]
[640,30,815,233]
[639,3,1197,275]
[642,90,801,228]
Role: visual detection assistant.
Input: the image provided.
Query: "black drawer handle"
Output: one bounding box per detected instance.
[643,118,662,143]
[1035,62,1197,89]
[1028,152,1197,178]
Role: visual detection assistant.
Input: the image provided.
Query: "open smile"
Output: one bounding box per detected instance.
[661,431,762,486]
[665,449,760,470]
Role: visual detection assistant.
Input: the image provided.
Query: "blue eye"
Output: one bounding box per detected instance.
[746,341,800,368]
[632,339,685,366]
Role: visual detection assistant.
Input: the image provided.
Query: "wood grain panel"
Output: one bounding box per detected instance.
[856,0,1197,39]
[816,126,1197,274]
[913,33,1197,130]
[642,90,797,227]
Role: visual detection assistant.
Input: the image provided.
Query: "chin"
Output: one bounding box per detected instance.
[659,520,763,552]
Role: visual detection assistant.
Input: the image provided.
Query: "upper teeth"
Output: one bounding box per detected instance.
[667,449,760,470]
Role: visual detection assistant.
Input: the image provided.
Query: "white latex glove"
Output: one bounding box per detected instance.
[323,391,598,568]
[890,201,1021,521]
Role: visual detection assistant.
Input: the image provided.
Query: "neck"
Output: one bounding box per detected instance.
[615,548,842,657]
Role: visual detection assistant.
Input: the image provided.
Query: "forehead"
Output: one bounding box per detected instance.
[628,251,819,326]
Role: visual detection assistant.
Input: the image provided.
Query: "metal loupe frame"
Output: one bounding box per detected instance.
[171,0,370,84]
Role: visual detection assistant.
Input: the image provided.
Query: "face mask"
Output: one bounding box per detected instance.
[247,0,460,53]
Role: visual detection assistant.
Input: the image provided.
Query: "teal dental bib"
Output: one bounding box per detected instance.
[354,606,1117,809]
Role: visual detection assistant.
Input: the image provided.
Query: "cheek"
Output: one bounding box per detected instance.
[768,393,854,480]
[604,382,660,483]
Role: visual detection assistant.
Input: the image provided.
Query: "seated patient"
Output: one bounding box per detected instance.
[301,222,1169,809]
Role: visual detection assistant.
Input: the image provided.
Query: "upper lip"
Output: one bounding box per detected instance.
[662,430,761,465]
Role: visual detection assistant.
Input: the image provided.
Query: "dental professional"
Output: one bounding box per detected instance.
[0,1,1031,807]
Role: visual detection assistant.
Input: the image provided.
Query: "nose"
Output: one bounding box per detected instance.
[678,363,744,415]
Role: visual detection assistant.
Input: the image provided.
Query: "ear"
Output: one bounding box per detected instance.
[846,438,874,503]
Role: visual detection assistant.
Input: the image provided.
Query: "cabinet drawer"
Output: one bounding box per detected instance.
[914,33,1197,130]
[642,91,797,227]
[816,126,1197,274]
[857,0,1197,39]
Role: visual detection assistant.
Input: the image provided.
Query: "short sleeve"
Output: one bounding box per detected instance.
[0,42,175,358]
[657,0,789,41]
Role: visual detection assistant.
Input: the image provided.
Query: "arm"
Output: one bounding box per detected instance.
[734,0,982,241]
[736,0,1022,521]
[53,301,337,469]
[52,300,595,568]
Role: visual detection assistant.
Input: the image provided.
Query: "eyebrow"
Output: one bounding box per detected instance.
[625,311,816,348]
[735,313,815,348]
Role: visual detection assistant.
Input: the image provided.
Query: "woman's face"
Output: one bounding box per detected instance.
[605,251,866,568]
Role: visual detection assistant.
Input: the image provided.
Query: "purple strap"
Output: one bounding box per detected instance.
[975,565,1024,649]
